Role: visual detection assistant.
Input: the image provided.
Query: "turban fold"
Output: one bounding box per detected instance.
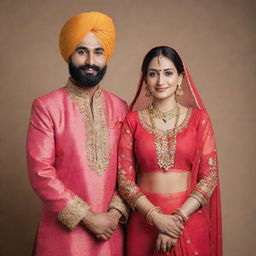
[59,11,115,62]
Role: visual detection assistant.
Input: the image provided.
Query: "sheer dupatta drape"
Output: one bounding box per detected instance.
[129,57,222,255]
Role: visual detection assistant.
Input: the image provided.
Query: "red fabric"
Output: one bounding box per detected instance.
[127,190,210,256]
[121,110,198,173]
[118,52,222,255]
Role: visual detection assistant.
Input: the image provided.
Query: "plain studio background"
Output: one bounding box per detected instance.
[0,0,255,255]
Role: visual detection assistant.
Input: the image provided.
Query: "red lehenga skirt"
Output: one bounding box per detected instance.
[126,190,210,256]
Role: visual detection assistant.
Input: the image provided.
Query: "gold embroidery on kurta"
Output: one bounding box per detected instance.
[65,81,110,175]
[57,195,91,230]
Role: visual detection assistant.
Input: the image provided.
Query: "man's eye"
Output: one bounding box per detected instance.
[78,50,86,55]
[95,51,103,55]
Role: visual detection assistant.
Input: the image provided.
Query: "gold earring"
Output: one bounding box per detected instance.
[176,84,184,96]
[145,86,151,97]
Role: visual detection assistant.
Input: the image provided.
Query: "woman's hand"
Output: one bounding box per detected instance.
[152,213,184,238]
[155,232,177,253]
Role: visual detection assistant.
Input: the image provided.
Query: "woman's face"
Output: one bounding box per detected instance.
[146,56,183,100]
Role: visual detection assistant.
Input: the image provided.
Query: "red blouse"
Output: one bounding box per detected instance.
[118,108,218,209]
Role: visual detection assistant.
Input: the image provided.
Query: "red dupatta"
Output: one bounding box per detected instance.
[129,50,222,256]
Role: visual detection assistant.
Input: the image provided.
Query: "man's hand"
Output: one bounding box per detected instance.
[82,211,117,240]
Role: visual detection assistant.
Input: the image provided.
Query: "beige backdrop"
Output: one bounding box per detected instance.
[0,0,255,255]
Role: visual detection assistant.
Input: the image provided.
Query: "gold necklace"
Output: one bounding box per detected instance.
[148,104,178,123]
[148,104,180,170]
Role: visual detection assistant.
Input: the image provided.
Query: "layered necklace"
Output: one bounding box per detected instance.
[148,104,179,123]
[148,104,180,170]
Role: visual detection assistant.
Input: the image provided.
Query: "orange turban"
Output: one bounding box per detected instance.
[59,11,116,62]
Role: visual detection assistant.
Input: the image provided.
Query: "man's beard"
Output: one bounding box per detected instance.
[68,61,107,88]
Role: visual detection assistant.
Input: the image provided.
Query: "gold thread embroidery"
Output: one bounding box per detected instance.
[118,166,142,210]
[189,190,207,205]
[138,108,193,170]
[109,193,130,221]
[130,193,146,210]
[194,155,218,201]
[57,195,91,230]
[65,82,110,175]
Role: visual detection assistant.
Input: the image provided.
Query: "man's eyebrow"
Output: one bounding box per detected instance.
[75,46,88,51]
[75,47,104,52]
[95,47,104,51]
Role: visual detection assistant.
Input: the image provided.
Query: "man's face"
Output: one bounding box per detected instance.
[69,32,107,88]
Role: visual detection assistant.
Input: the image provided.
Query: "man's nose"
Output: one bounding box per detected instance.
[86,52,94,66]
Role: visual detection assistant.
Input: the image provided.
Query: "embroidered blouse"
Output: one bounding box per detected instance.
[118,108,218,209]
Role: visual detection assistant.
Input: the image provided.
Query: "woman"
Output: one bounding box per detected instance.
[118,46,222,255]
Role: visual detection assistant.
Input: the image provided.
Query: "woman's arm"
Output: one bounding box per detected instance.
[173,112,218,220]
[118,114,183,238]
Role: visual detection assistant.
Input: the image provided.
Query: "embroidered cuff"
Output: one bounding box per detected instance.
[195,171,217,199]
[189,190,207,205]
[109,194,130,223]
[190,170,218,205]
[130,193,146,211]
[57,195,91,230]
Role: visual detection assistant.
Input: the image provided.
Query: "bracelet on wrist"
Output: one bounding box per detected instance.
[146,206,162,225]
[173,208,189,223]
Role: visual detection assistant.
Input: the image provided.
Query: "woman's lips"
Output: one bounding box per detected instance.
[155,87,169,92]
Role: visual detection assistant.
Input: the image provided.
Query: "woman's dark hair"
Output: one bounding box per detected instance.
[141,46,184,78]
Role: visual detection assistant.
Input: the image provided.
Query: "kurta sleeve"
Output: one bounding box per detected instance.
[189,112,218,205]
[117,114,145,210]
[26,98,90,230]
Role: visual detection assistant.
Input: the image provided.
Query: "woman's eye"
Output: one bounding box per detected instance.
[148,72,157,77]
[165,71,173,76]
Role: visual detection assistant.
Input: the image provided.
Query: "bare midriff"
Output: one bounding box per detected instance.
[137,170,190,193]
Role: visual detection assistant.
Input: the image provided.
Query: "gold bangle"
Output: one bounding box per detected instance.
[147,206,162,225]
[173,208,189,223]
[190,190,207,205]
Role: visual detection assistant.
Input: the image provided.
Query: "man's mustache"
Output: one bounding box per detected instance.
[79,64,101,72]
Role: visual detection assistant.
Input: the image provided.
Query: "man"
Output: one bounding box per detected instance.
[27,12,129,256]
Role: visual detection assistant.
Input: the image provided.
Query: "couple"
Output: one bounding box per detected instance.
[27,11,222,256]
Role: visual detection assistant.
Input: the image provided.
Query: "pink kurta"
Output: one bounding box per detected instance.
[27,80,128,256]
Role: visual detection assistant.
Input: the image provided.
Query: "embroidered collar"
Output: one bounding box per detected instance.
[65,78,102,99]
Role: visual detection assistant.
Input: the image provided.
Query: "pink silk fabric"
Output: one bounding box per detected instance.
[27,85,127,256]
[119,50,222,255]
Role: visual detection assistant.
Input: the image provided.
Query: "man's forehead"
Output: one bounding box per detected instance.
[77,32,103,50]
